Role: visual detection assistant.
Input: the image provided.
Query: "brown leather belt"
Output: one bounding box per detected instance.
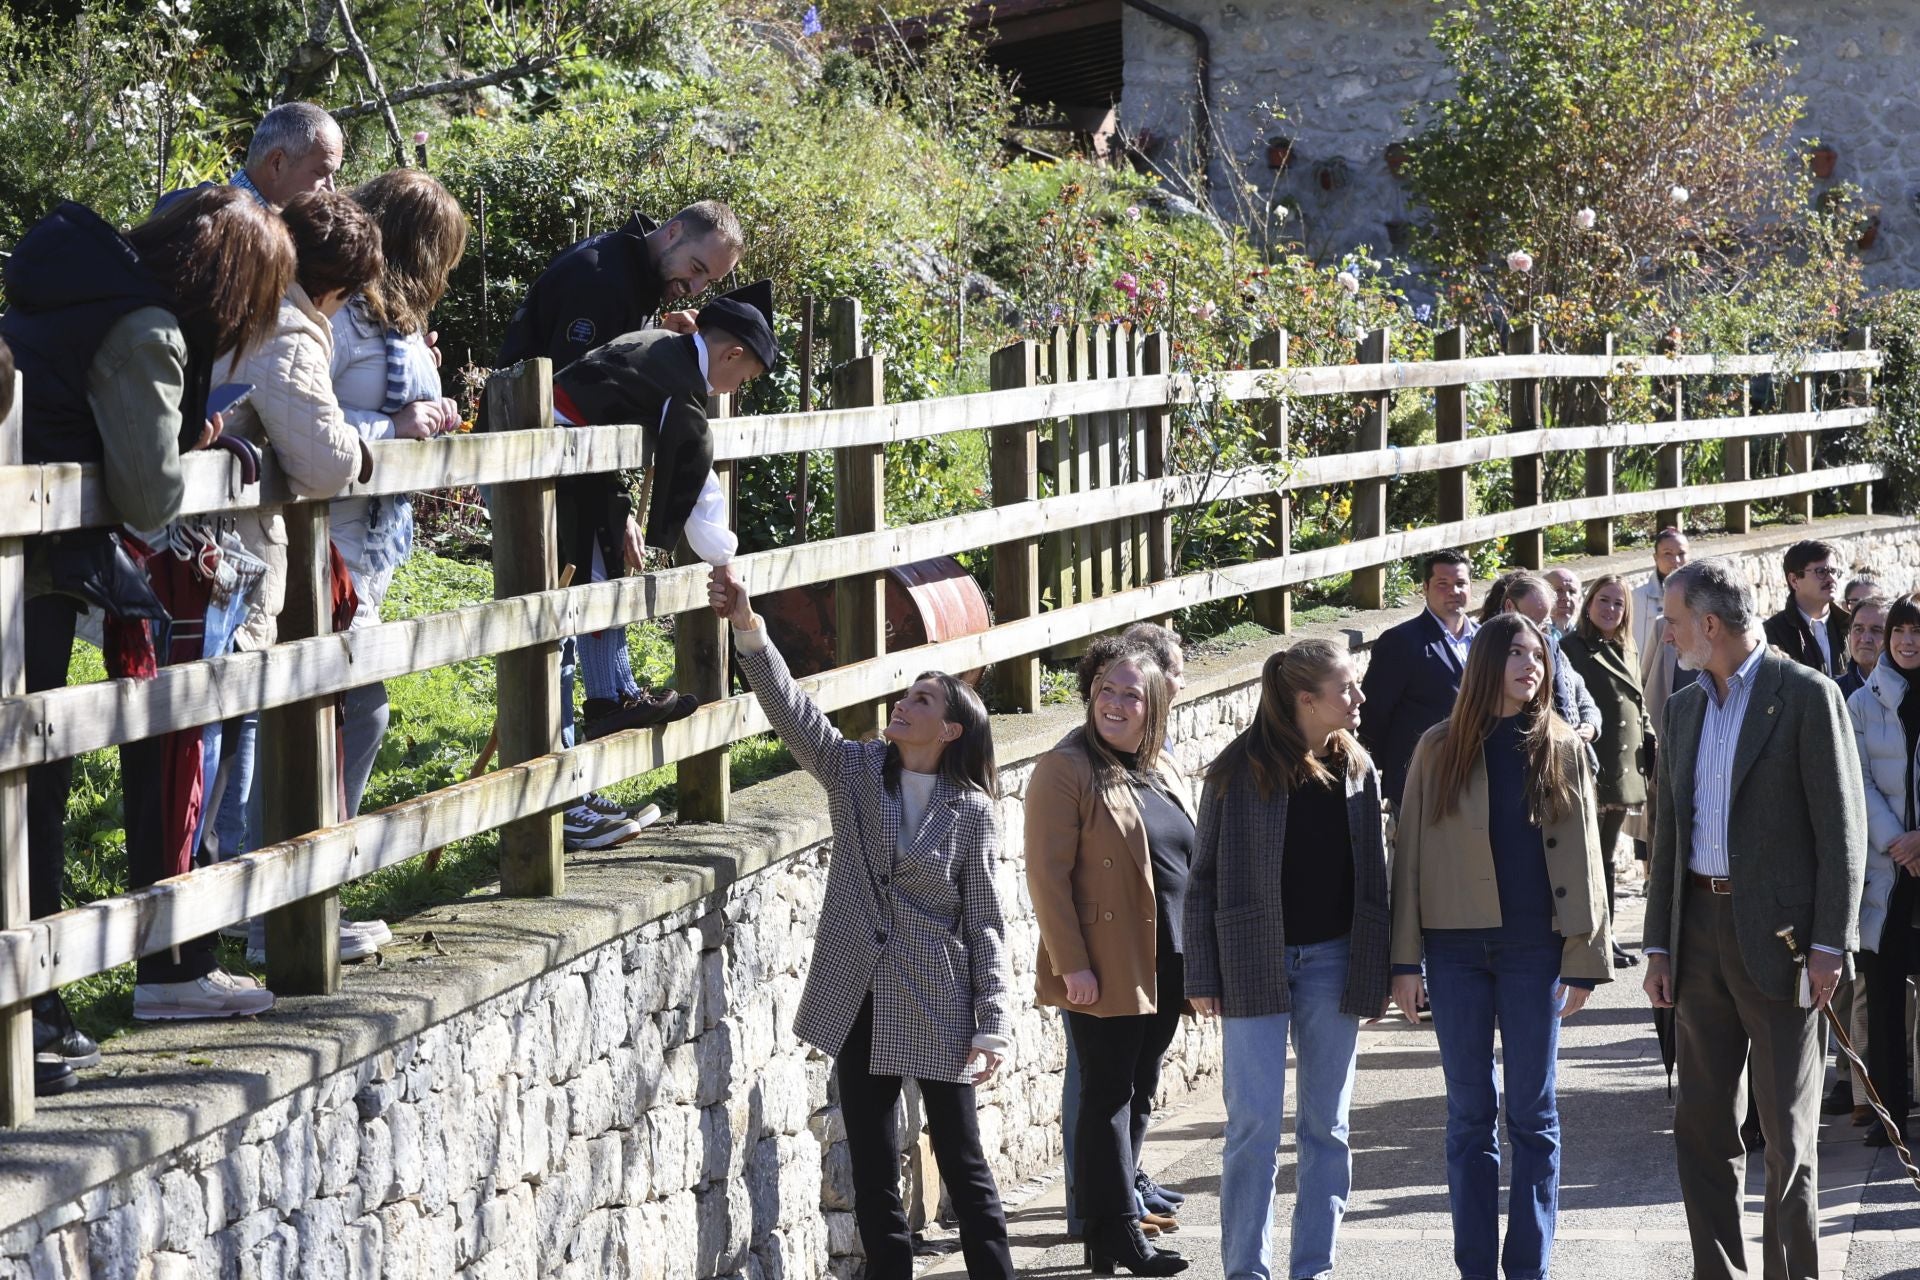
[1688,871,1732,895]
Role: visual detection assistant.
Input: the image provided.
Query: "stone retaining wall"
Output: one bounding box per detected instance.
[4,514,1919,1280]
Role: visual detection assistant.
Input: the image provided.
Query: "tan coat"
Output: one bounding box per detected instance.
[1390,724,1613,984]
[217,285,370,650]
[1025,735,1196,1018]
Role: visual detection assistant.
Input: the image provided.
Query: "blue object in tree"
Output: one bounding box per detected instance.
[802,5,822,35]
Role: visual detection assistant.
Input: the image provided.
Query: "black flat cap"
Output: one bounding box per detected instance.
[697,279,776,371]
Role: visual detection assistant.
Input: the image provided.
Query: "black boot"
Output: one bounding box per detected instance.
[1083,1216,1187,1277]
[33,993,99,1069]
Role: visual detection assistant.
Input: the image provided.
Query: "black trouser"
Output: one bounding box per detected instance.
[24,594,214,986]
[1599,807,1628,927]
[1863,873,1919,1128]
[1064,952,1185,1219]
[836,996,1013,1280]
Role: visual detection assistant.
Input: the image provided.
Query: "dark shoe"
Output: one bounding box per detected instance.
[1611,943,1640,969]
[32,994,100,1069]
[1864,1122,1911,1149]
[1136,1171,1185,1207]
[1853,1105,1875,1127]
[581,690,699,740]
[1823,1080,1856,1115]
[1741,1117,1766,1153]
[34,1053,77,1097]
[1085,1216,1187,1276]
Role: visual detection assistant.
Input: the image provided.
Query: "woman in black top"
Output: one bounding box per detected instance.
[1186,638,1391,1280]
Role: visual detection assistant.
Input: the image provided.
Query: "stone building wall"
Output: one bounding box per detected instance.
[1120,0,1920,290]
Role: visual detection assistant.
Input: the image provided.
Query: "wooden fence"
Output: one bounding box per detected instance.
[0,316,1883,1124]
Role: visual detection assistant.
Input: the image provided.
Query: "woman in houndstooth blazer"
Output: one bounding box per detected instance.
[709,565,1017,1280]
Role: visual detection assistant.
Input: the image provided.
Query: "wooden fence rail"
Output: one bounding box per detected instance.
[0,326,1883,1124]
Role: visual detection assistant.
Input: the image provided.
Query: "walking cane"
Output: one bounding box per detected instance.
[1776,925,1920,1193]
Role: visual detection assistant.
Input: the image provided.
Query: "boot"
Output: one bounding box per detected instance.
[1083,1215,1188,1277]
[32,993,100,1069]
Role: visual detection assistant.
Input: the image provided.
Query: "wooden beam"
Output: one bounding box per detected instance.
[1086,325,1116,599]
[1578,333,1615,556]
[833,353,889,740]
[1847,327,1875,516]
[673,427,733,824]
[1249,329,1292,633]
[488,360,564,897]
[1141,334,1175,585]
[1433,327,1469,526]
[1350,328,1391,610]
[1724,344,1753,535]
[1782,370,1816,524]
[1508,325,1546,570]
[988,341,1043,713]
[0,370,31,1125]
[1655,356,1687,535]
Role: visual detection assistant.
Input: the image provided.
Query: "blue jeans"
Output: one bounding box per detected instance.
[1220,937,1361,1280]
[1423,933,1565,1280]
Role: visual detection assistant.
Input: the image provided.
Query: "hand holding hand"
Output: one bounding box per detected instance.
[1391,973,1425,1024]
[1063,969,1099,1006]
[1644,953,1674,1008]
[708,564,755,628]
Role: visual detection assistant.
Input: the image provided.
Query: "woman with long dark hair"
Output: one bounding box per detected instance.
[1029,647,1195,1276]
[1390,612,1610,1280]
[1844,593,1920,1149]
[2,187,295,1063]
[1558,573,1653,968]
[707,564,1017,1280]
[1187,638,1390,1280]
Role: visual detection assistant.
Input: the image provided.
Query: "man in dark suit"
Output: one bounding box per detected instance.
[1644,558,1866,1280]
[1359,548,1475,808]
[1762,539,1850,680]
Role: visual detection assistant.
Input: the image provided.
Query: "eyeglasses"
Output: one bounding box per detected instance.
[1803,566,1841,579]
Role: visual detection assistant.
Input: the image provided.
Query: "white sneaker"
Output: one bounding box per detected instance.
[133,969,276,1021]
[246,918,392,965]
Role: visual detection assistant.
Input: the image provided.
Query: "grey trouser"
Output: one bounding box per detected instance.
[1673,890,1822,1280]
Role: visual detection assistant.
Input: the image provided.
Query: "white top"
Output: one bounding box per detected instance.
[898,768,938,854]
[1799,605,1834,673]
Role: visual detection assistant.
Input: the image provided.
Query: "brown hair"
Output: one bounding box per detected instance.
[0,337,13,424]
[670,200,744,255]
[1575,572,1636,651]
[1209,638,1370,798]
[281,190,384,305]
[1079,647,1172,783]
[126,186,294,363]
[1423,612,1579,826]
[882,671,999,800]
[350,169,467,334]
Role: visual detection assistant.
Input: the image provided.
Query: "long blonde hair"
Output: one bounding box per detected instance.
[1425,613,1579,826]
[1209,639,1369,798]
[350,168,467,335]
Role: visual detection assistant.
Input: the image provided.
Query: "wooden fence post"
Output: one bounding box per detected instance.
[1654,357,1686,534]
[1107,326,1138,592]
[1250,329,1292,633]
[989,341,1042,713]
[1434,327,1470,527]
[260,500,342,992]
[1507,324,1546,570]
[833,339,888,740]
[1782,365,1816,525]
[674,390,733,822]
[1350,327,1391,610]
[1041,326,1075,611]
[1086,326,1117,599]
[488,359,564,897]
[1847,327,1875,516]
[1124,327,1149,590]
[1142,333,1175,586]
[1578,333,1616,556]
[1724,341,1753,535]
[0,370,31,1124]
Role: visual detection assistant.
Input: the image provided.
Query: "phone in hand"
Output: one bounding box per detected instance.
[207,382,255,418]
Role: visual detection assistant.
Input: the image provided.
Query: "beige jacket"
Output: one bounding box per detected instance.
[1025,735,1197,1018]
[217,286,369,649]
[1390,723,1613,984]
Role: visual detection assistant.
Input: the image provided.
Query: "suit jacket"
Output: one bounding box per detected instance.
[1360,610,1471,805]
[1645,649,1868,1001]
[735,635,1013,1084]
[1183,757,1392,1018]
[1561,632,1652,808]
[1025,733,1196,1018]
[1391,724,1614,983]
[1763,603,1850,680]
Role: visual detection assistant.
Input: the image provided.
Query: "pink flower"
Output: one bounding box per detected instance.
[1190,301,1218,322]
[412,130,430,145]
[1149,278,1169,299]
[1573,207,1596,230]
[1114,273,1140,298]
[1334,270,1360,295]
[1124,205,1142,223]
[1506,250,1534,272]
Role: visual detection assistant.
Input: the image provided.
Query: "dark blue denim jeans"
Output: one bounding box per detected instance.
[1423,932,1565,1280]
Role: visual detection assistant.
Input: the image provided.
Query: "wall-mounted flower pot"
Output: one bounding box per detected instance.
[1384,142,1410,178]
[1266,136,1294,172]
[1315,157,1350,192]
[1809,144,1838,179]
[1857,213,1882,251]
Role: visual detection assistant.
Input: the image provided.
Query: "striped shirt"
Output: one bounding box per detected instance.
[1689,641,1766,876]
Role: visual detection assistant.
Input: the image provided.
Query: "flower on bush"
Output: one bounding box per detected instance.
[1190,300,1218,322]
[1113,272,1139,298]
[1148,278,1169,299]
[1124,205,1142,223]
[1334,270,1360,295]
[1669,185,1690,205]
[412,130,430,145]
[1573,207,1596,230]
[1507,249,1534,272]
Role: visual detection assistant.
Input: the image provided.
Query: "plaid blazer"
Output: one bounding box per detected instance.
[736,638,1013,1084]
[1183,758,1393,1019]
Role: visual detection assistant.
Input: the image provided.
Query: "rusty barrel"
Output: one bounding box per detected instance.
[756,555,992,684]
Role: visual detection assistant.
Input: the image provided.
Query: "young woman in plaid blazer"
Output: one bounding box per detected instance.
[708,565,1017,1280]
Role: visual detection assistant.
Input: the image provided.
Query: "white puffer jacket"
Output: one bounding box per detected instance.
[216,285,369,649]
[1845,660,1910,951]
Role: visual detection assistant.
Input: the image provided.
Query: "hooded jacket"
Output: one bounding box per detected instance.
[496,212,666,369]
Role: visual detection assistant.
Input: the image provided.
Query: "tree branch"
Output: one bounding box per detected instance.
[331,55,565,121]
[332,0,405,166]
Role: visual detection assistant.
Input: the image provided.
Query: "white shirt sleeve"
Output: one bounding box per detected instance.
[682,468,738,566]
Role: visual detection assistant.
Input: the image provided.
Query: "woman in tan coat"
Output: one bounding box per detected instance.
[1389,612,1610,1280]
[1027,648,1193,1277]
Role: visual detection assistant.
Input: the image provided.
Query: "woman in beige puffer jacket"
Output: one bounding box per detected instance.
[217,191,382,650]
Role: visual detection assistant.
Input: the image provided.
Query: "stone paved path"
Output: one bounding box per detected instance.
[923,893,1920,1279]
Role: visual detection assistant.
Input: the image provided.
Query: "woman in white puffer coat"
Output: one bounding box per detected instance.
[1844,594,1920,1148]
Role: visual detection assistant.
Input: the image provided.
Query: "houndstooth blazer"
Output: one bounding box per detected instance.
[735,635,1014,1084]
